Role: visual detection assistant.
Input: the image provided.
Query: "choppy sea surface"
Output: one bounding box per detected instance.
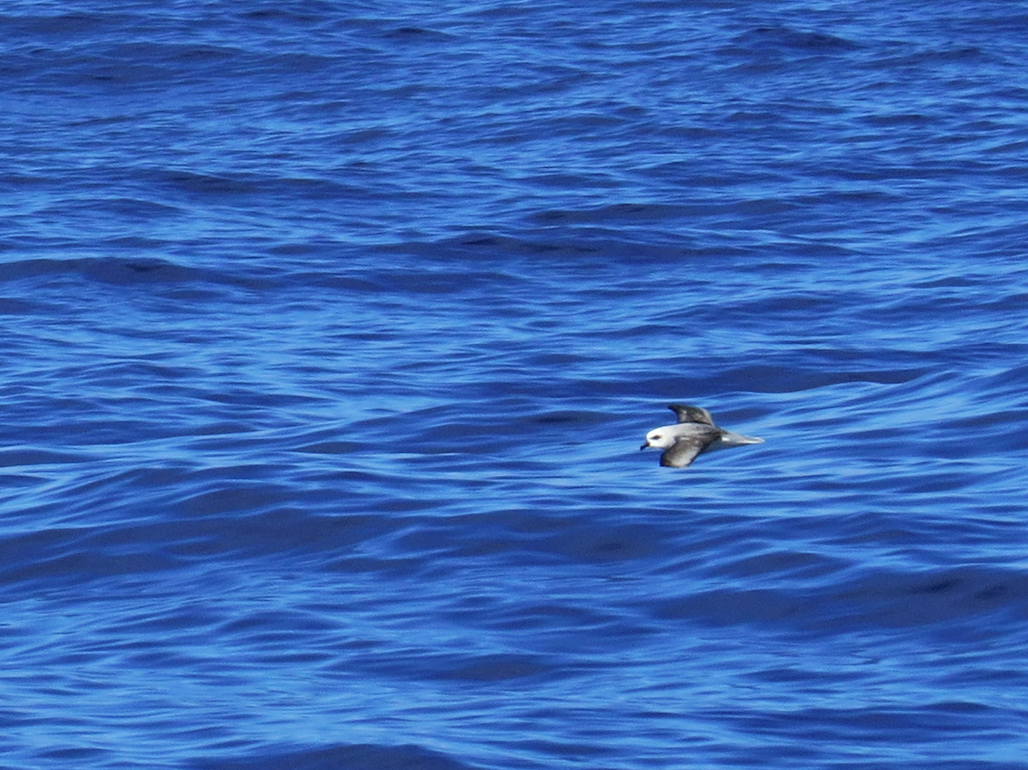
[4,1,1028,768]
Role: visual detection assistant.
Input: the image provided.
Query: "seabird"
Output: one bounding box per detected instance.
[640,404,764,468]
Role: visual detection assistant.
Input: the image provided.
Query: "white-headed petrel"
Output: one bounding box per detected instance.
[641,404,763,468]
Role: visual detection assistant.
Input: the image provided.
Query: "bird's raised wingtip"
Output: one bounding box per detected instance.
[667,404,714,425]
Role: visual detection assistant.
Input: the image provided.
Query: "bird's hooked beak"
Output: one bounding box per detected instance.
[640,440,651,450]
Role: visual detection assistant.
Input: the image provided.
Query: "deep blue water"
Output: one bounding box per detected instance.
[3,1,1028,768]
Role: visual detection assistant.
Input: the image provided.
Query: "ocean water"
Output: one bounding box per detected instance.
[3,0,1028,768]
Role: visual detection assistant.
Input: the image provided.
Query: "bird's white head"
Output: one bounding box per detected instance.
[641,426,676,450]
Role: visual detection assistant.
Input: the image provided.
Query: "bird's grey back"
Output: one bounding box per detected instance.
[659,423,721,467]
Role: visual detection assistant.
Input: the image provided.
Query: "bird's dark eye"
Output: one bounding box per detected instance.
[653,434,662,440]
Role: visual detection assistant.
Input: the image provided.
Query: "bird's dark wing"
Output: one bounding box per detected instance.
[659,435,714,467]
[667,404,715,426]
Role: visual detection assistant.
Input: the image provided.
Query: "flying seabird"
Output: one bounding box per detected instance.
[640,404,764,468]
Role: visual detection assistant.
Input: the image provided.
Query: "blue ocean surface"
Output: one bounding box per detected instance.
[3,0,1028,768]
